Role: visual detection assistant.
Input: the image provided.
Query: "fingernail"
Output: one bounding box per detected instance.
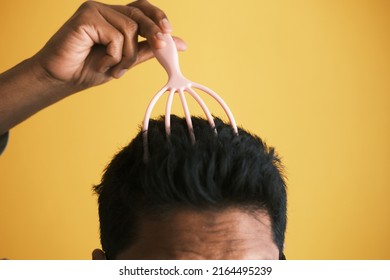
[115,69,127,79]
[156,32,165,40]
[155,33,167,48]
[160,18,172,32]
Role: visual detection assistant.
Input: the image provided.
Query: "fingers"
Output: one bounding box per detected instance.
[135,36,188,67]
[96,6,139,78]
[111,5,167,49]
[101,1,183,78]
[75,2,127,73]
[99,4,184,78]
[128,0,172,33]
[77,1,185,79]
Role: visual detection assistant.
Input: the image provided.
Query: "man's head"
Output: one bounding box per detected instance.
[93,115,287,259]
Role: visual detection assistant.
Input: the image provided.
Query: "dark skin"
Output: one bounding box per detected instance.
[92,208,279,260]
[1,1,280,260]
[0,0,187,135]
[0,0,185,259]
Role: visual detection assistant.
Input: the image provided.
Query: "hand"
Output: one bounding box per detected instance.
[33,0,187,90]
[0,0,187,134]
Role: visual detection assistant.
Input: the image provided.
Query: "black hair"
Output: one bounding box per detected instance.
[94,115,287,259]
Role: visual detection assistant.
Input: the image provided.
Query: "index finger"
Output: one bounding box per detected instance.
[110,5,166,49]
[127,0,172,33]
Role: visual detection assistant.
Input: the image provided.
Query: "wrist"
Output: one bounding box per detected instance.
[27,55,77,100]
[0,56,73,133]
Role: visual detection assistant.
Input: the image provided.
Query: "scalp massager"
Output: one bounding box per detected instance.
[142,34,238,162]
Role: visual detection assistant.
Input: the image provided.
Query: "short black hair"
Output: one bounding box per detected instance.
[94,115,287,259]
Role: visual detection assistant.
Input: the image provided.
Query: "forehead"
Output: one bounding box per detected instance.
[116,207,279,259]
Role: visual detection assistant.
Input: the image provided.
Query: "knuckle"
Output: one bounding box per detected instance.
[124,55,138,67]
[111,54,122,65]
[77,1,101,19]
[109,37,124,63]
[79,1,97,11]
[113,33,124,46]
[113,55,137,73]
[127,6,142,18]
[123,19,138,32]
[153,9,166,21]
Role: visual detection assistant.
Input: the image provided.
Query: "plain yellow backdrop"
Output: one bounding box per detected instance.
[0,0,389,259]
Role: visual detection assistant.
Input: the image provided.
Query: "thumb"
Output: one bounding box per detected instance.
[135,36,187,67]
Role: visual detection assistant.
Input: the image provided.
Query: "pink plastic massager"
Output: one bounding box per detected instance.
[142,34,238,162]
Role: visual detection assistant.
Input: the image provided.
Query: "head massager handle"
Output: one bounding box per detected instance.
[151,34,188,87]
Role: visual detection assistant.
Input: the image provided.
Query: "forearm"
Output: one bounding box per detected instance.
[0,1,184,136]
[0,56,75,135]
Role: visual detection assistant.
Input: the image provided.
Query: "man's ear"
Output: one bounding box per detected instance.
[92,248,107,260]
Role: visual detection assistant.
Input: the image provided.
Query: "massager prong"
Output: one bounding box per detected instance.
[142,86,168,162]
[178,88,195,144]
[186,87,216,134]
[192,82,238,136]
[165,89,176,137]
[143,86,168,133]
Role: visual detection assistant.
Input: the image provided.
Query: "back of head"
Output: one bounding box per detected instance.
[94,115,287,259]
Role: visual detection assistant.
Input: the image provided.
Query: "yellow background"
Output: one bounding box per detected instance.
[0,0,389,259]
